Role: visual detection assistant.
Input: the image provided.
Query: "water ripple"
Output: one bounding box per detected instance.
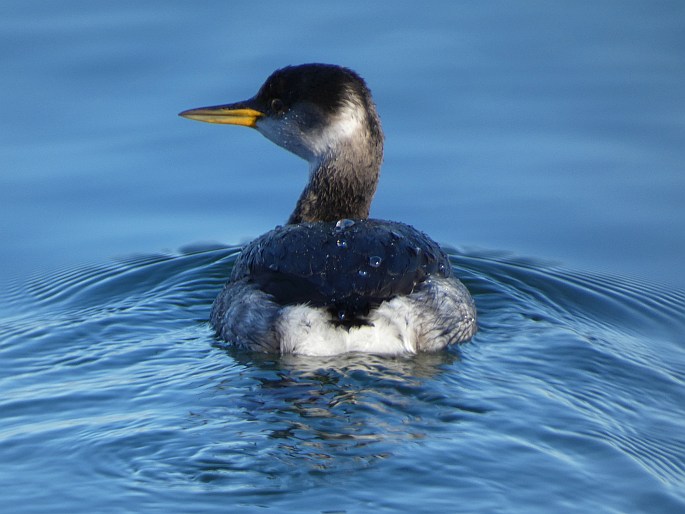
[1,246,684,512]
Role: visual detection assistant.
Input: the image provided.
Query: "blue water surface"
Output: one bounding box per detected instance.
[1,1,684,513]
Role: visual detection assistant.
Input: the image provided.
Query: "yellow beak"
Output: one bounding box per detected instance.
[179,101,264,128]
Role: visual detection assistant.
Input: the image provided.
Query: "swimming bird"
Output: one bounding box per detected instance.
[180,63,476,355]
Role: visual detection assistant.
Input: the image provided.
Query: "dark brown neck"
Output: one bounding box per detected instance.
[287,156,380,224]
[287,116,384,224]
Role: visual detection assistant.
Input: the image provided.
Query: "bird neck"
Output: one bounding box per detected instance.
[288,113,384,224]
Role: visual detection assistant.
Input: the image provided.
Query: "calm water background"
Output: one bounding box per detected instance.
[1,1,684,513]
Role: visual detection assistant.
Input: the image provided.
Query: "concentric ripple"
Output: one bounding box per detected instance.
[0,245,683,513]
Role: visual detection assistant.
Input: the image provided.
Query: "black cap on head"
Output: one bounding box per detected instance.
[255,63,372,116]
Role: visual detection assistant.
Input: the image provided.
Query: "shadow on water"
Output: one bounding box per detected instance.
[196,349,483,476]
[1,243,684,511]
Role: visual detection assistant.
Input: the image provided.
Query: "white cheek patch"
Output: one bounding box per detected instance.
[256,116,302,154]
[256,100,365,164]
[307,100,365,157]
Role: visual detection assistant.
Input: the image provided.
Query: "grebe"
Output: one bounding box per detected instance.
[180,64,476,355]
